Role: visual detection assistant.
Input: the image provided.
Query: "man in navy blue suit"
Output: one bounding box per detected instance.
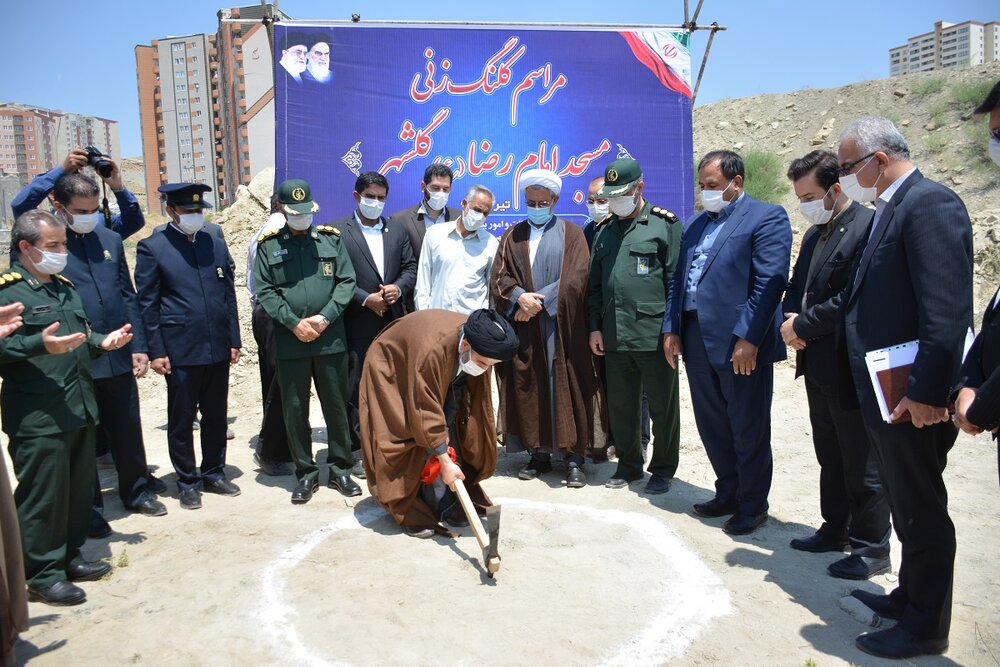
[663,150,791,535]
[134,183,242,511]
[54,173,167,523]
[836,116,972,660]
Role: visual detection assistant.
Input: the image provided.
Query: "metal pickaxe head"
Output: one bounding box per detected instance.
[484,504,501,577]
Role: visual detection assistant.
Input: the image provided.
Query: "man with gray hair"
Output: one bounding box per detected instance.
[415,184,499,314]
[836,116,973,659]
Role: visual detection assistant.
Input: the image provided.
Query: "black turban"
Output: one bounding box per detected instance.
[463,309,519,361]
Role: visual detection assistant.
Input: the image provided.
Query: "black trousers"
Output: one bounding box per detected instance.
[252,302,290,462]
[92,372,151,508]
[804,377,890,555]
[865,419,957,641]
[682,315,773,516]
[346,342,369,454]
[165,361,231,491]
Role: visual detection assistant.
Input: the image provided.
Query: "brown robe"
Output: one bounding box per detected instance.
[490,219,596,456]
[359,309,496,530]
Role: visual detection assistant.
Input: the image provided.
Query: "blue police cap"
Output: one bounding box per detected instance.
[158,182,213,209]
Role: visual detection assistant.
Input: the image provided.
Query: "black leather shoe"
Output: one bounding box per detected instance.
[146,474,168,494]
[518,455,552,480]
[351,459,367,480]
[179,487,202,510]
[850,589,904,620]
[28,580,86,606]
[605,470,643,489]
[723,511,768,535]
[856,626,948,659]
[403,525,434,539]
[130,493,168,517]
[203,478,241,496]
[67,560,111,582]
[254,451,293,477]
[89,509,113,539]
[442,506,469,528]
[790,532,848,553]
[644,473,672,495]
[328,474,362,497]
[291,479,319,505]
[692,497,737,518]
[828,554,891,580]
[565,463,586,488]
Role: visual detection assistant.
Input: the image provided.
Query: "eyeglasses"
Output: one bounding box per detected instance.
[837,152,876,177]
[991,127,1000,142]
[525,199,553,207]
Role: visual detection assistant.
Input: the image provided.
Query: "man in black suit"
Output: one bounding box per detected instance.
[135,183,242,511]
[780,150,889,580]
[388,163,461,261]
[338,172,417,477]
[836,116,972,659]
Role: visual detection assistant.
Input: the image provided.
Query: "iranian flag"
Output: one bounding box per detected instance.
[620,31,692,98]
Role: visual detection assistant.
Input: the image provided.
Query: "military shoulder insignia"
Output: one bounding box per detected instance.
[650,206,679,222]
[0,272,23,288]
[258,228,282,243]
[317,225,341,236]
[54,274,75,288]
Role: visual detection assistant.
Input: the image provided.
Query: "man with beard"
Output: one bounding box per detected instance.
[490,169,595,487]
[303,35,332,85]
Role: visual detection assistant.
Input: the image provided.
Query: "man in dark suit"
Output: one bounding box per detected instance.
[389,163,461,261]
[663,150,791,535]
[338,172,417,477]
[780,150,889,579]
[836,116,972,659]
[54,173,167,520]
[135,183,242,511]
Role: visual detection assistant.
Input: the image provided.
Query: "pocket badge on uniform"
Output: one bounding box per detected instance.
[636,257,650,275]
[322,261,334,277]
[103,249,113,262]
[216,266,225,279]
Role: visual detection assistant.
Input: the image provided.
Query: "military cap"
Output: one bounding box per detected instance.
[277,179,320,215]
[158,182,213,209]
[598,158,642,198]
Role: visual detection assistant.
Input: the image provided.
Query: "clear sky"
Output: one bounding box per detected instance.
[1,0,997,157]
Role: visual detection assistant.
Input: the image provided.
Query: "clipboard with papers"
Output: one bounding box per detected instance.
[864,330,975,424]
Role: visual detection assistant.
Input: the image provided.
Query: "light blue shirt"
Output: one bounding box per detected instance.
[683,194,744,311]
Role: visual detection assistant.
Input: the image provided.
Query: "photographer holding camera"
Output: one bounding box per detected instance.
[9,147,145,239]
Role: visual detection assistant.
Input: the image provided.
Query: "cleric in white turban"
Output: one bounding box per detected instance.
[519,168,562,196]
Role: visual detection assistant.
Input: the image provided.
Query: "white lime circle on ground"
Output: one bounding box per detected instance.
[256,498,731,666]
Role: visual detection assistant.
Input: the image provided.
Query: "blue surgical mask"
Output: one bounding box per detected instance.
[526,206,552,227]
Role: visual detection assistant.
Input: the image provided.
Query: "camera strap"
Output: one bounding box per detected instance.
[101,180,112,228]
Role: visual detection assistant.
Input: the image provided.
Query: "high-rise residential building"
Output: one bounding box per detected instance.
[0,102,119,186]
[889,20,1000,76]
[135,4,286,214]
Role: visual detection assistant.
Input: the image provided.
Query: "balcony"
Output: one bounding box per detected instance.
[216,157,225,166]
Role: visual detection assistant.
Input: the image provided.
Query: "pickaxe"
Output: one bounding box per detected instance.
[452,478,501,577]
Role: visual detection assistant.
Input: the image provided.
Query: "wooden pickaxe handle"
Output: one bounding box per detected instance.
[453,477,488,551]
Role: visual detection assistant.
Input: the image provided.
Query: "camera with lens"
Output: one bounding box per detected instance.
[84,146,114,179]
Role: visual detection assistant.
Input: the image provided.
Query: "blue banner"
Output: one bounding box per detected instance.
[275,23,694,232]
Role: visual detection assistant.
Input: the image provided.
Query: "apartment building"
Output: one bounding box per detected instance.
[890,20,1000,76]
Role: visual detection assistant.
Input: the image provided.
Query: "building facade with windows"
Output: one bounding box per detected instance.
[890,20,999,76]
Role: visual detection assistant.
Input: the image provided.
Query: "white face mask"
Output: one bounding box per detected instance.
[426,190,449,211]
[838,156,880,203]
[700,180,734,213]
[586,202,609,222]
[990,137,1000,167]
[30,246,68,275]
[798,187,835,226]
[66,211,101,234]
[460,347,487,376]
[176,212,205,236]
[462,209,485,232]
[286,213,313,231]
[608,192,638,218]
[358,197,385,220]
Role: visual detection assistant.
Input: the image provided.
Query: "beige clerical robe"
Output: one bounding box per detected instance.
[359,309,496,530]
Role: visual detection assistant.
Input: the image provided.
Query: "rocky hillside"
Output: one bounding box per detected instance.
[692,62,1000,311]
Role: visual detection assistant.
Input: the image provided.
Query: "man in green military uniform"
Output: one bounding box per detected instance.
[253,179,360,504]
[0,210,133,606]
[587,158,682,493]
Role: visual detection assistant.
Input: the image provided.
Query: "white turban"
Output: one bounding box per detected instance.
[519,169,562,195]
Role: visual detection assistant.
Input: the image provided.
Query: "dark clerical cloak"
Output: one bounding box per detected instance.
[490,217,595,457]
[359,310,496,530]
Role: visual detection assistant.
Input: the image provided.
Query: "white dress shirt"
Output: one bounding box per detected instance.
[355,212,385,279]
[528,221,546,265]
[415,223,499,314]
[418,202,446,228]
